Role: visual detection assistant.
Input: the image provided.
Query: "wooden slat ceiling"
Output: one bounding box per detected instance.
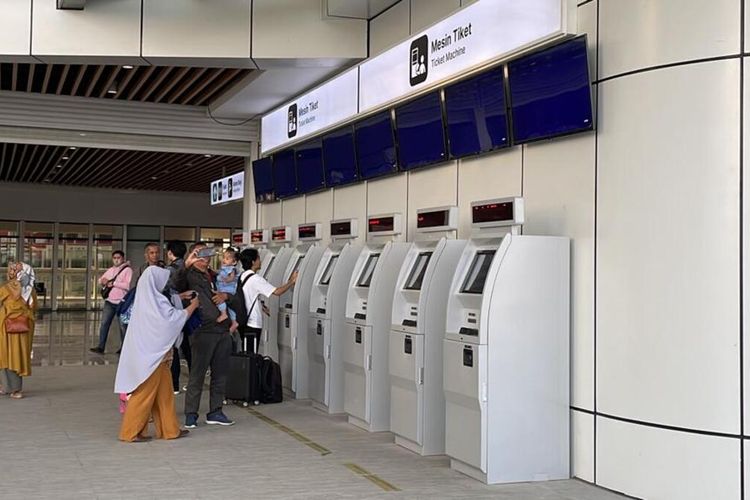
[0,63,252,105]
[0,143,244,193]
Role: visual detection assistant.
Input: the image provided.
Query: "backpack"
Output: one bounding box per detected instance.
[117,288,137,324]
[229,273,257,328]
[260,356,283,404]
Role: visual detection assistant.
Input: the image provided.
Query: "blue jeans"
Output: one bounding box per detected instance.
[97,301,123,350]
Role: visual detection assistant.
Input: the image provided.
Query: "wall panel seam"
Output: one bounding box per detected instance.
[596,54,741,85]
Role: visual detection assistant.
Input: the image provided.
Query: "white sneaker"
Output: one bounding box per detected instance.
[173,390,180,395]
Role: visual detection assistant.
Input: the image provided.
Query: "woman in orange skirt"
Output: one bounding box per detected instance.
[114,266,198,442]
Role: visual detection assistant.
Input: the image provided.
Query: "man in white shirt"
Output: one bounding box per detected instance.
[235,248,298,352]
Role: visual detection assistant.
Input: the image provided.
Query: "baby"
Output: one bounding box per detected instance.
[216,248,239,333]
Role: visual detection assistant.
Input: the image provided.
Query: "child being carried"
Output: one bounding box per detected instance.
[216,248,240,333]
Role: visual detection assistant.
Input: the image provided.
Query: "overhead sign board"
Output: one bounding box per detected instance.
[359,0,571,113]
[210,171,244,206]
[260,67,359,155]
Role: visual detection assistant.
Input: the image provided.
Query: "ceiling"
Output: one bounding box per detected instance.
[0,62,254,106]
[0,142,244,193]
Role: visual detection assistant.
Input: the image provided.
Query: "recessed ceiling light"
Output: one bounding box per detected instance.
[62,156,69,160]
[43,178,51,183]
[151,176,158,180]
[123,65,134,70]
[79,133,87,137]
[56,165,63,169]
[69,146,77,150]
[203,154,212,158]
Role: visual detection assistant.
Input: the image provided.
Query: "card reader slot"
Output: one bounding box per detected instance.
[459,327,478,336]
[401,319,417,328]
[316,307,326,314]
[354,313,366,320]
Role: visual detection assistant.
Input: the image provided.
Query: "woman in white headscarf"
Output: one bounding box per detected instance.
[114,266,198,442]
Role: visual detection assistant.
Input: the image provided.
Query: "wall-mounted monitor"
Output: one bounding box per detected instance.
[508,35,593,144]
[322,126,359,187]
[273,149,298,199]
[296,139,326,194]
[252,157,274,202]
[354,111,398,180]
[444,65,509,159]
[395,91,446,170]
[330,218,358,239]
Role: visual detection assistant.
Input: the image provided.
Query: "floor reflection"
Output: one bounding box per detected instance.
[31,310,121,367]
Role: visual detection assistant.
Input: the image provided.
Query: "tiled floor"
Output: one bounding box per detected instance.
[0,311,629,499]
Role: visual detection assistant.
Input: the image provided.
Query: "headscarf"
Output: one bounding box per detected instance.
[114,266,188,394]
[10,262,35,306]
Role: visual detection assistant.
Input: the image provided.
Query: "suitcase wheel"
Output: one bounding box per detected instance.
[243,402,249,407]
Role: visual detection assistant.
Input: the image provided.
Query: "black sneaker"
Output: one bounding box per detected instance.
[89,347,104,354]
[184,414,198,429]
[206,411,234,426]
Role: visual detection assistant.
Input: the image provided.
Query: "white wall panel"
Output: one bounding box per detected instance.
[143,0,251,61]
[406,163,457,238]
[0,0,31,59]
[456,148,522,239]
[252,0,366,59]
[367,174,408,241]
[32,0,141,59]
[332,183,368,242]
[260,201,282,230]
[743,56,750,434]
[577,0,597,81]
[305,189,334,246]
[598,0,740,79]
[597,417,740,500]
[410,0,461,33]
[525,134,595,411]
[597,60,740,433]
[571,410,594,483]
[0,182,241,227]
[369,0,409,56]
[281,196,306,244]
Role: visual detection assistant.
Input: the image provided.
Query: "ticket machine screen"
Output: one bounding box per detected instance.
[291,256,304,275]
[356,254,380,288]
[460,250,496,294]
[403,252,433,291]
[263,257,275,278]
[319,255,339,285]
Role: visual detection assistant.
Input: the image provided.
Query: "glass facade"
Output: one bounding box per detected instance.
[4,220,234,310]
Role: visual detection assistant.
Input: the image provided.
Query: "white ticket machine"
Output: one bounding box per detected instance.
[308,219,362,414]
[343,214,411,432]
[389,207,467,456]
[277,223,326,399]
[259,226,294,360]
[250,229,274,276]
[443,198,570,484]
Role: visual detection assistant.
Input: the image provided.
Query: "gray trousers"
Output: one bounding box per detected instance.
[184,332,232,417]
[0,368,22,393]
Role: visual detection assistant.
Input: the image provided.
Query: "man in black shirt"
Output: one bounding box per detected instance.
[182,242,234,428]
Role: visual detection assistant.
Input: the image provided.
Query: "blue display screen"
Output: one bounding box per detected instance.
[322,126,358,186]
[252,157,274,202]
[354,111,398,180]
[444,65,509,158]
[273,149,298,199]
[296,139,326,194]
[395,91,446,170]
[508,36,593,144]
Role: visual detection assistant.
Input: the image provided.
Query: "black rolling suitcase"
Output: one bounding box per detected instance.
[226,336,263,407]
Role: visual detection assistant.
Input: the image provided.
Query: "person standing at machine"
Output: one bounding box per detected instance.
[236,248,298,353]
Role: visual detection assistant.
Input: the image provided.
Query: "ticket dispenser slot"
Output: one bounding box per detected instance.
[404,335,413,354]
[463,346,473,367]
[285,315,290,328]
[316,320,323,335]
[355,327,362,344]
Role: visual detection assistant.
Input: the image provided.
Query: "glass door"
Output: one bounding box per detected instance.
[56,224,89,309]
[0,220,19,279]
[90,225,124,310]
[24,223,54,310]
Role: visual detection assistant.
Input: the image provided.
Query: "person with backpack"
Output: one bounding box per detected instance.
[235,248,298,352]
[90,251,131,354]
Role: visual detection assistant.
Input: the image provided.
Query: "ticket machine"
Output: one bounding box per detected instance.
[249,229,274,276]
[277,223,326,399]
[443,198,569,484]
[343,214,411,432]
[308,219,362,414]
[389,207,467,456]
[259,225,294,359]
